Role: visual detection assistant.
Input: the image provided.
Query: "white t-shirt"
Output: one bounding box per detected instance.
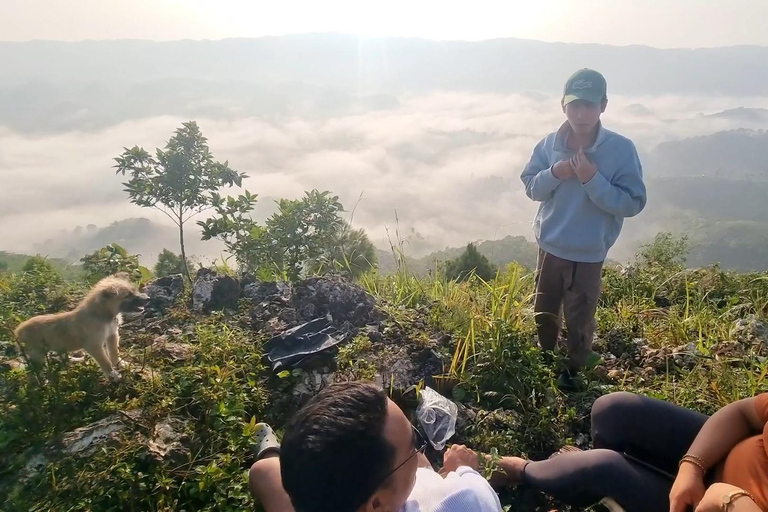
[401,466,504,512]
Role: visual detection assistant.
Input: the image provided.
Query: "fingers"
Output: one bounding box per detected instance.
[670,495,690,512]
[692,496,703,511]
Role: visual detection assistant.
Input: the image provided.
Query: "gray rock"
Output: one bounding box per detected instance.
[712,340,746,359]
[145,275,185,312]
[243,280,291,304]
[292,275,380,327]
[1,358,26,371]
[192,269,241,313]
[142,417,191,466]
[292,369,339,398]
[59,411,140,457]
[20,411,191,483]
[672,342,702,369]
[155,340,196,363]
[731,315,768,354]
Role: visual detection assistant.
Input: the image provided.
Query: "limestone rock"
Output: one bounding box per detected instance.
[192,269,240,313]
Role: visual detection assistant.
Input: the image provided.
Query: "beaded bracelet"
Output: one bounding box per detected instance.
[679,454,707,473]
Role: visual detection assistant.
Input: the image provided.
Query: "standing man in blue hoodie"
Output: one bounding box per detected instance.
[521,69,646,389]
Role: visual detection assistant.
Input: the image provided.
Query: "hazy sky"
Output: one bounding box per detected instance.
[5,0,768,48]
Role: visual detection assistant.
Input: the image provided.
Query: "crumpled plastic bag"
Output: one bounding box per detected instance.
[416,386,458,450]
[262,317,349,372]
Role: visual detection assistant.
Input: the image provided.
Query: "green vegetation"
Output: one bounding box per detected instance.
[445,243,496,282]
[154,249,193,278]
[312,222,378,279]
[114,121,248,281]
[201,189,375,282]
[377,235,538,277]
[81,243,151,284]
[1,232,766,511]
[2,112,767,510]
[0,251,82,280]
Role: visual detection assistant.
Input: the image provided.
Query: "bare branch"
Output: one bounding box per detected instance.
[152,205,181,227]
[185,205,213,223]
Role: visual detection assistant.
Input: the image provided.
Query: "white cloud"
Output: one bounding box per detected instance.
[2,92,768,261]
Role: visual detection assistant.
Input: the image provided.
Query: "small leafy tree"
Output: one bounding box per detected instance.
[636,232,689,270]
[312,222,377,278]
[154,249,192,278]
[445,243,495,282]
[114,121,247,281]
[265,190,345,281]
[80,244,150,284]
[1,256,73,326]
[200,189,346,281]
[199,190,261,272]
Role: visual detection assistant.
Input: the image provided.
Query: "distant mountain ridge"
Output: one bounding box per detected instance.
[3,36,768,134]
[3,36,768,95]
[647,129,768,179]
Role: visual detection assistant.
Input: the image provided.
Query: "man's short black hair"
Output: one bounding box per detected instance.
[280,381,396,512]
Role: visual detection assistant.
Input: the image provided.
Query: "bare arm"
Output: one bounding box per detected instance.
[686,397,763,470]
[671,397,764,512]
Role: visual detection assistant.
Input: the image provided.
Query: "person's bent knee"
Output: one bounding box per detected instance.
[592,392,638,417]
[591,392,639,446]
[248,458,278,496]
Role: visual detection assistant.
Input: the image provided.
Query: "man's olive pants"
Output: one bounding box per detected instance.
[534,249,603,369]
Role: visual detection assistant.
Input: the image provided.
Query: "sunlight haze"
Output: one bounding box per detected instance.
[5,0,768,48]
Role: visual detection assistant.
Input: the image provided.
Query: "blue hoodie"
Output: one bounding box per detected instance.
[521,122,646,263]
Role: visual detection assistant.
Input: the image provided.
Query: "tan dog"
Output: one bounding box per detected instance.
[14,272,150,380]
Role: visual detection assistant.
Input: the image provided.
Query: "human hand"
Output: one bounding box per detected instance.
[694,483,759,512]
[669,463,707,512]
[552,159,576,180]
[570,147,598,183]
[442,444,480,474]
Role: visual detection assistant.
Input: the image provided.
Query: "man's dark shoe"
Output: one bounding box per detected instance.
[556,369,581,391]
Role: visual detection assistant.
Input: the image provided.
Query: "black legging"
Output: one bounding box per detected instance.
[522,392,709,512]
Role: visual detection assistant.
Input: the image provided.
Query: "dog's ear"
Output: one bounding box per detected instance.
[101,285,120,297]
[114,272,130,281]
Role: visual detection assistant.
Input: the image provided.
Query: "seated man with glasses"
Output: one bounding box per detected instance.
[249,381,503,512]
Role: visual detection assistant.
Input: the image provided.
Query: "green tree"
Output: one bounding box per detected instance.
[154,249,193,278]
[114,121,247,281]
[265,190,345,281]
[0,260,7,273]
[200,189,346,281]
[80,244,149,284]
[199,190,260,272]
[445,243,495,282]
[21,255,61,280]
[0,256,70,330]
[312,222,377,278]
[636,232,689,270]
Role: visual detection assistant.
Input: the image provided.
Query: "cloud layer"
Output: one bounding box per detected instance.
[2,91,767,263]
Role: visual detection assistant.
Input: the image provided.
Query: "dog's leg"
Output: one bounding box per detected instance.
[106,329,122,369]
[84,343,120,381]
[25,345,46,366]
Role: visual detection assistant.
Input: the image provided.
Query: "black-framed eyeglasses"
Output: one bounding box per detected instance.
[376,425,428,487]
